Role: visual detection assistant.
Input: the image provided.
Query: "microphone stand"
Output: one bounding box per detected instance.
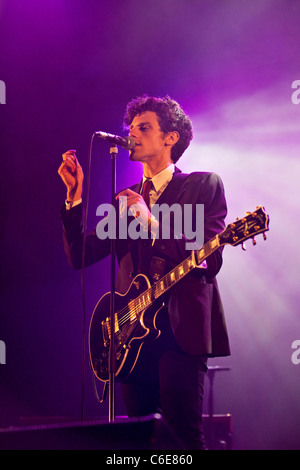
[108,144,118,422]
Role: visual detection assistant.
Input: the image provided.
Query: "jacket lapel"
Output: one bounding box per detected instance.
[154,167,189,206]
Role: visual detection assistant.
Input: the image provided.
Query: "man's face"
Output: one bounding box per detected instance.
[128,111,168,162]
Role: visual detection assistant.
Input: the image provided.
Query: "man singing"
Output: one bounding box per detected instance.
[58,95,230,450]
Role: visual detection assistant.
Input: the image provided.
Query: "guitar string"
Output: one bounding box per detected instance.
[115,263,190,328]
[116,233,225,328]
[114,233,232,329]
[106,235,224,335]
[105,255,194,333]
[104,213,266,332]
[106,253,201,331]
[106,240,219,332]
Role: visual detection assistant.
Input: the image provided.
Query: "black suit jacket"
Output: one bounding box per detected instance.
[61,167,230,357]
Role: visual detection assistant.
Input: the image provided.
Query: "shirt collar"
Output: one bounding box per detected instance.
[143,163,175,192]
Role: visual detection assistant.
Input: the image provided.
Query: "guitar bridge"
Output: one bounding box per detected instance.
[102,314,121,346]
[101,320,109,347]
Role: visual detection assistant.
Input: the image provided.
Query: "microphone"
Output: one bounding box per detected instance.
[95,131,135,150]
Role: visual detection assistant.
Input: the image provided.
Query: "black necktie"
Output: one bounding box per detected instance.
[141,178,152,208]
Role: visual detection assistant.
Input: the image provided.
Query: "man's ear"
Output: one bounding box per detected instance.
[165,131,180,146]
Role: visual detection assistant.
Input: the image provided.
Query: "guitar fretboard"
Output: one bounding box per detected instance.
[106,205,269,335]
[105,234,222,334]
[133,233,220,313]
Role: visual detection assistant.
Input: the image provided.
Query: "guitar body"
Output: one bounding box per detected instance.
[89,274,164,382]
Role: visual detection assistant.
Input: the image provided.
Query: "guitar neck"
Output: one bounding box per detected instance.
[101,206,269,347]
[134,234,221,311]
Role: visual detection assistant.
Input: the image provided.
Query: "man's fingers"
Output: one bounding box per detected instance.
[116,188,138,198]
[116,189,128,199]
[61,149,80,174]
[122,188,135,195]
[57,162,65,175]
[116,188,141,204]
[62,149,77,164]
[62,149,76,157]
[116,194,140,206]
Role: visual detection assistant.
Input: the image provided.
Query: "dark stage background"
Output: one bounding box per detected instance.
[1,0,300,450]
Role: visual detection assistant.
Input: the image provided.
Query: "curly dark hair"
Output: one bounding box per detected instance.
[123,95,193,163]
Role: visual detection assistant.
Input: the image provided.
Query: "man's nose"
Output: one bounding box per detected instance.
[129,127,137,139]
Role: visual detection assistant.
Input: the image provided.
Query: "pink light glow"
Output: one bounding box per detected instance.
[182,82,300,449]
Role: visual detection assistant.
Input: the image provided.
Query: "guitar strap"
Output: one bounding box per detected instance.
[148,171,192,283]
[132,170,191,279]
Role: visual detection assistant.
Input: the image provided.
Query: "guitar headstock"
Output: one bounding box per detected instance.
[219,206,270,249]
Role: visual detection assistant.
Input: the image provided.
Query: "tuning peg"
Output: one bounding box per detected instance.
[263,232,267,241]
[245,211,251,216]
[252,237,257,246]
[236,217,239,221]
[241,242,246,251]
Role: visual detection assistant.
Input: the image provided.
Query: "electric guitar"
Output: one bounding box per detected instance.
[89,206,269,382]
